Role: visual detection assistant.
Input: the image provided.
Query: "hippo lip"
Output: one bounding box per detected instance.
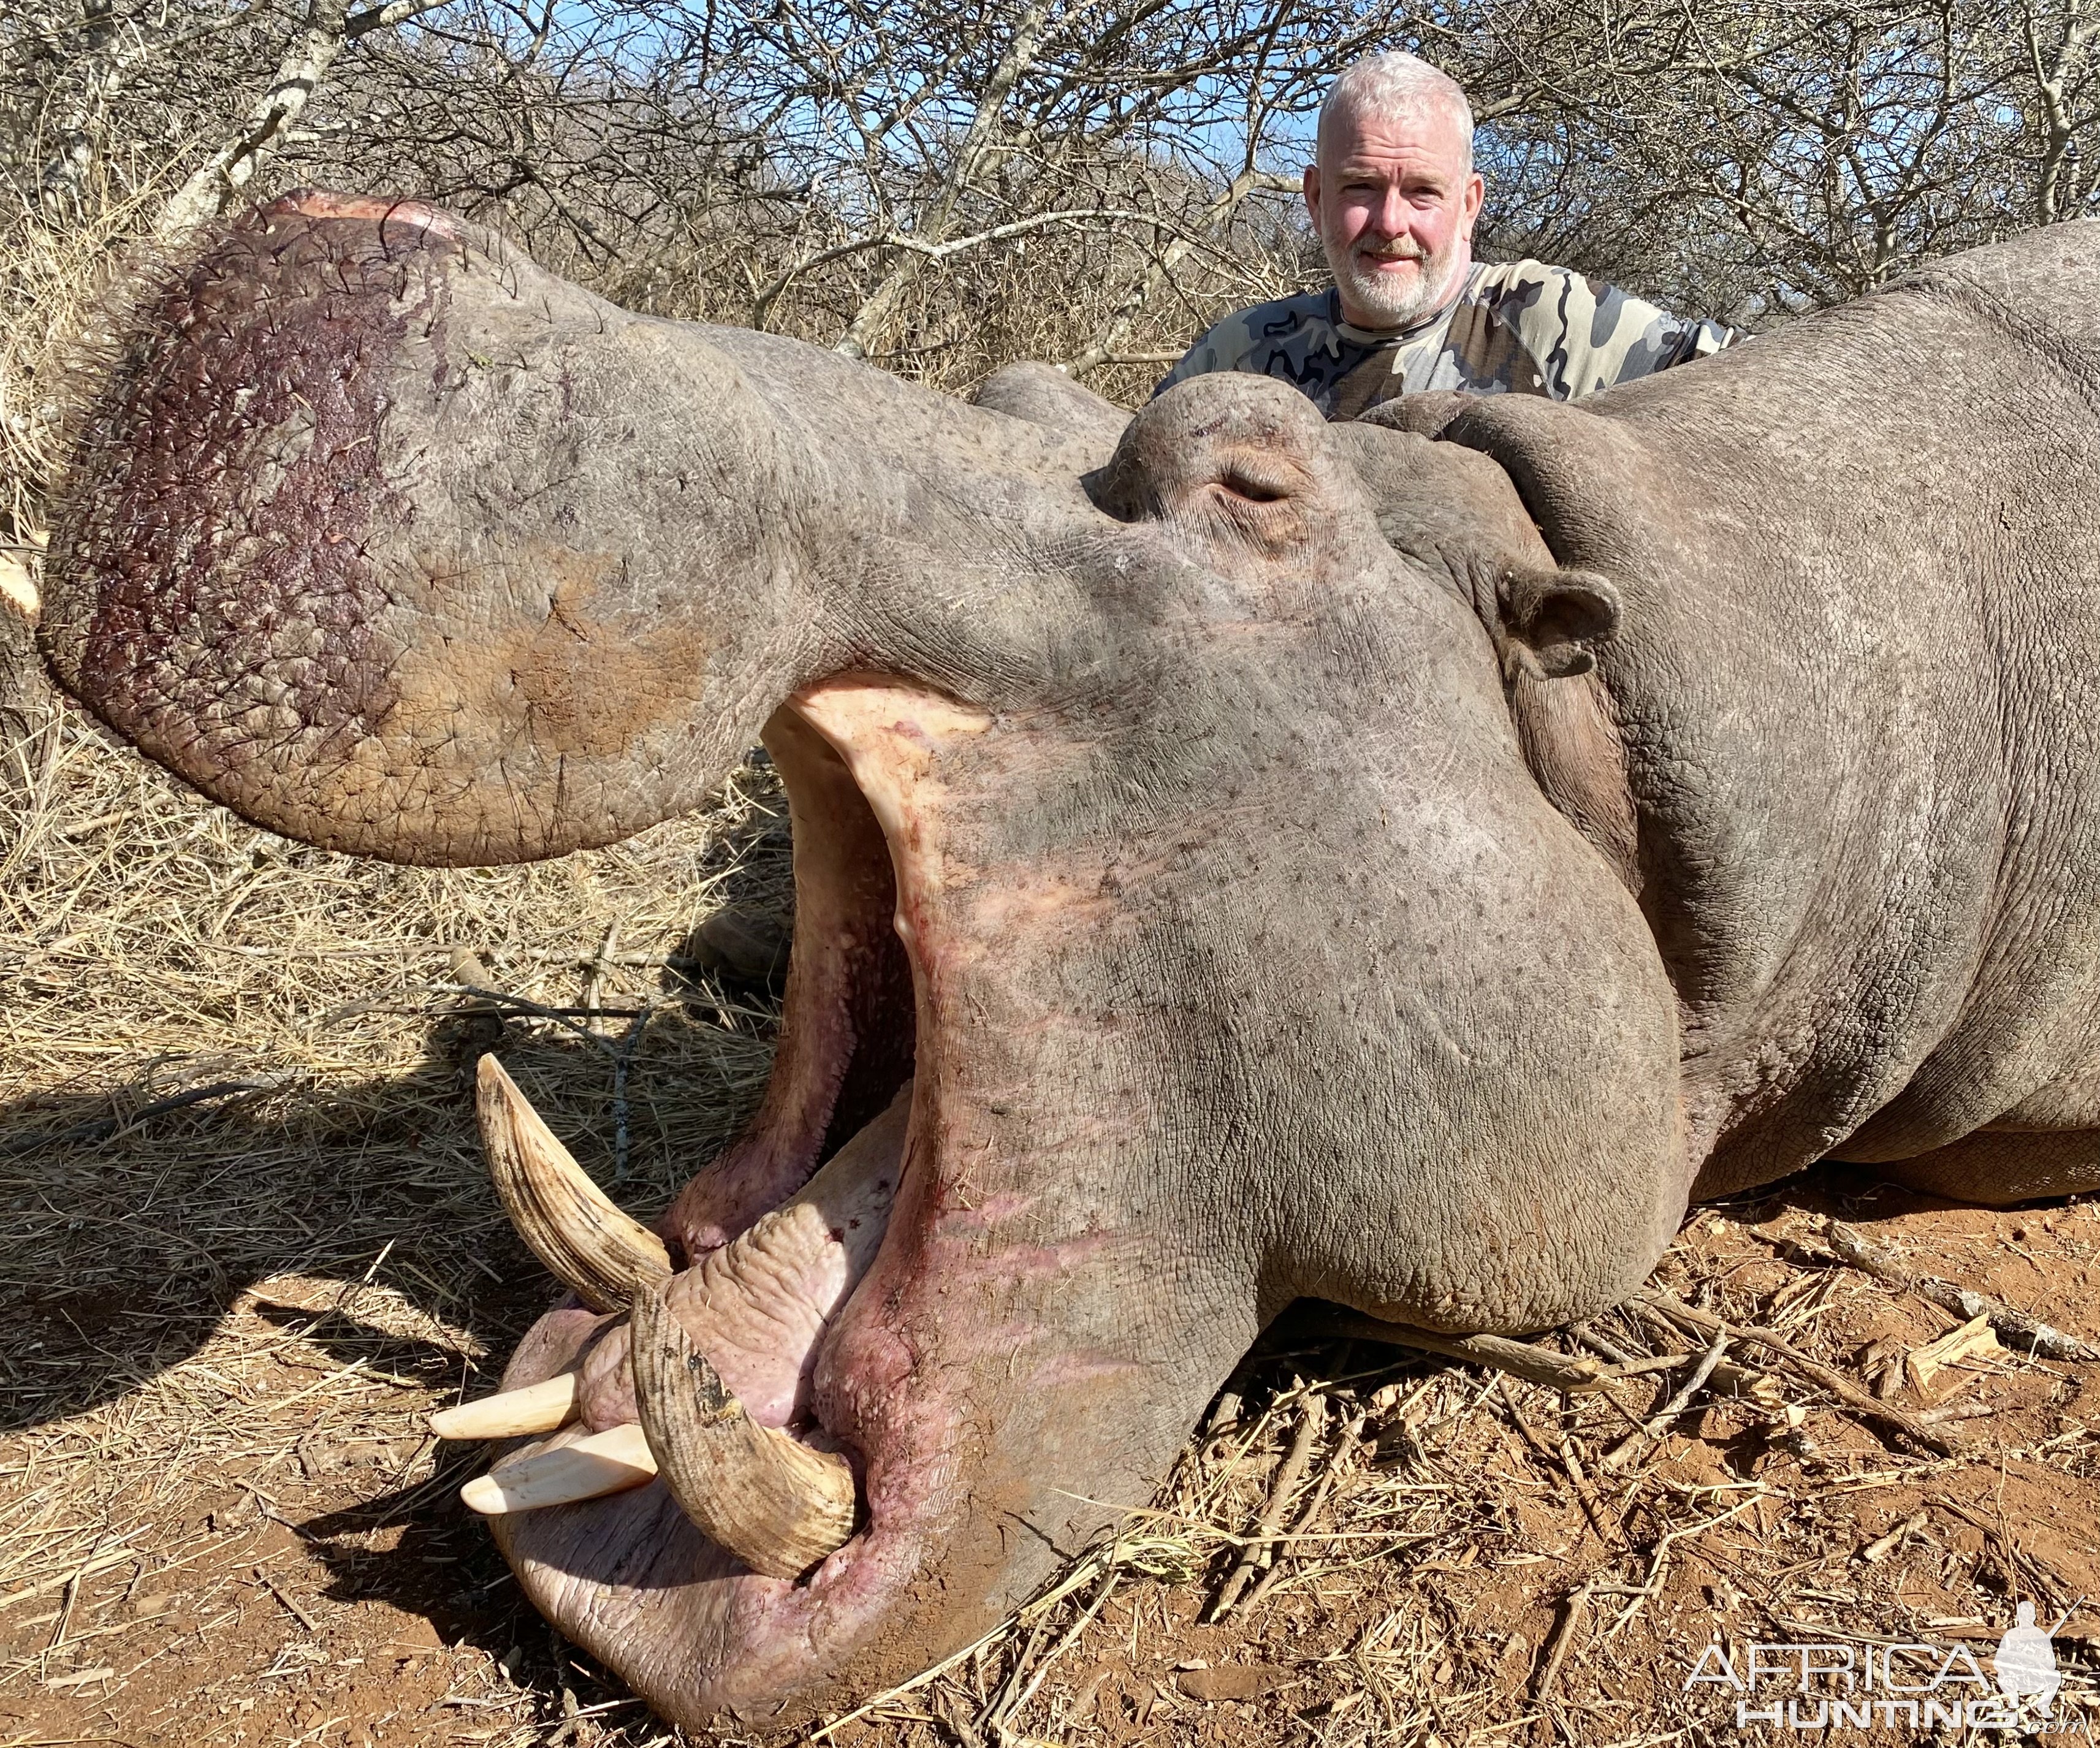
[449,680,995,1723]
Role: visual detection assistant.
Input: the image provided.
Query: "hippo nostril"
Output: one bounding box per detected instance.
[1217,472,1288,504]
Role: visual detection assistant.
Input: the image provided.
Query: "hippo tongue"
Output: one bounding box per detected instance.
[579,1090,907,1432]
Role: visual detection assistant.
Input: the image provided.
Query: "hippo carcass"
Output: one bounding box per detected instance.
[35,194,2100,1725]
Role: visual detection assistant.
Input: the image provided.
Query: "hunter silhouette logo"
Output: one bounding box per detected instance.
[1994,1602,2063,1716]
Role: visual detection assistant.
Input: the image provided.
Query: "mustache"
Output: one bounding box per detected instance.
[1358,238,1431,262]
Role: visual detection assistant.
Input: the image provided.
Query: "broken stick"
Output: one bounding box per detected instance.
[1312,1309,1608,1394]
[1600,1327,1730,1473]
[1634,1288,1968,1459]
[1208,1392,1325,1623]
[1823,1219,2100,1364]
[1622,1301,1784,1404]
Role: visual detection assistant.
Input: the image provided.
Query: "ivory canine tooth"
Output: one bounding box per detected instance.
[628,1281,859,1581]
[430,1372,580,1440]
[459,1423,656,1514]
[477,1055,672,1313]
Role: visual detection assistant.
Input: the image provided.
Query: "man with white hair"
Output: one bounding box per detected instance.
[1156,53,1733,416]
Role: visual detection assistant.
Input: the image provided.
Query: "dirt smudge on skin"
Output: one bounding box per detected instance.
[381,541,713,761]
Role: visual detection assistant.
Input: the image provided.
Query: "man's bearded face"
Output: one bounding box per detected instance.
[1308,102,1482,330]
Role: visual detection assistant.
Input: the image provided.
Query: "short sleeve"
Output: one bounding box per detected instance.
[1483,262,1737,401]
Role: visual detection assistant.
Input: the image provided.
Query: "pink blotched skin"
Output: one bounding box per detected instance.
[280,191,463,236]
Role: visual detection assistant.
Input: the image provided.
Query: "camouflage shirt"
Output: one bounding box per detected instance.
[1155,259,1735,417]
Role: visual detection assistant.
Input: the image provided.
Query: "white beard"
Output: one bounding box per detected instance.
[1325,228,1465,329]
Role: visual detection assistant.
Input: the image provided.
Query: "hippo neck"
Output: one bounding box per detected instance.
[1443,298,2100,1198]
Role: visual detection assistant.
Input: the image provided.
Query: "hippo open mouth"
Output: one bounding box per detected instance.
[437,688,991,1718]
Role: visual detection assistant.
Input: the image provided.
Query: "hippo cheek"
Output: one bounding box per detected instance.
[454,680,1254,1728]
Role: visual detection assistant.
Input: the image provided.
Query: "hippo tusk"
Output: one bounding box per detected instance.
[628,1281,859,1580]
[460,1423,656,1514]
[477,1055,672,1313]
[430,1371,580,1440]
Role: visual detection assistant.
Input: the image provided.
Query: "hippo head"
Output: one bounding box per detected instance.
[39,195,1685,1727]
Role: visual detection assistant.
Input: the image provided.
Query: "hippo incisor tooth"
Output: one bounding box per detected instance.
[476,1055,672,1313]
[628,1280,859,1580]
[459,1423,656,1514]
[430,1372,580,1440]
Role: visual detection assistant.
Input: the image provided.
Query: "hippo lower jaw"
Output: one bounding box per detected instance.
[436,681,1163,1727]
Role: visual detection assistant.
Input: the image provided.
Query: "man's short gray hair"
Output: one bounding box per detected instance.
[1317,52,1475,175]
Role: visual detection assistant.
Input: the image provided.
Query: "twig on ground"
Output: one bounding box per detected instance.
[1590,1491,1767,1634]
[1312,1310,1608,1394]
[581,920,618,1016]
[978,1557,1119,1736]
[256,1570,318,1632]
[1931,1495,2079,1608]
[1207,1392,1325,1623]
[1601,1328,1730,1473]
[1499,1380,1624,1547]
[1532,1581,1594,1699]
[1571,1321,1645,1366]
[1623,1301,1784,1402]
[608,1005,652,1184]
[1859,1508,1927,1562]
[1823,1218,2100,1362]
[1636,1288,1966,1457]
[1239,1457,1342,1612]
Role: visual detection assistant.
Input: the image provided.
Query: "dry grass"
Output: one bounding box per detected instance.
[0,695,797,1742]
[0,154,196,539]
[7,693,2100,1748]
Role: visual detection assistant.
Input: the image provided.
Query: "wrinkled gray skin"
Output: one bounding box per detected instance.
[35,194,2100,1726]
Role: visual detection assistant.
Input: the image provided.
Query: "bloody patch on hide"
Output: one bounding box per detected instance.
[50,197,452,787]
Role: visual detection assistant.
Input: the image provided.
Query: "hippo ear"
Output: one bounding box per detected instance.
[1501,564,1620,680]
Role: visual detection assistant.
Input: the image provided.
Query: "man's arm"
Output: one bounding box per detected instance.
[1482,261,1737,401]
